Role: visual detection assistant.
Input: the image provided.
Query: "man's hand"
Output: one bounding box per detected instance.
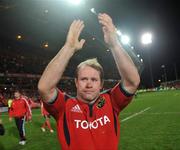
[65,20,86,52]
[26,116,32,122]
[98,13,119,48]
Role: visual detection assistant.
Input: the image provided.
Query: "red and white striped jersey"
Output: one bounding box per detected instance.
[9,97,31,118]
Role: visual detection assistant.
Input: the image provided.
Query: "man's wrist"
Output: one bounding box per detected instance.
[109,41,123,51]
[64,43,76,52]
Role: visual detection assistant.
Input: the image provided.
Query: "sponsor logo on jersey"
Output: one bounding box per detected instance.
[97,97,105,108]
[74,115,110,129]
[71,104,82,113]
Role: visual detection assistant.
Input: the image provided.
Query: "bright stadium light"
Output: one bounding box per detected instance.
[43,42,49,48]
[141,32,154,88]
[116,29,130,45]
[16,35,22,40]
[44,43,48,48]
[116,30,122,36]
[121,35,130,45]
[141,33,152,45]
[67,0,82,5]
[90,8,97,15]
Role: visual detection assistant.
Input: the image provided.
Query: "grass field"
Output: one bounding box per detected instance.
[0,90,180,150]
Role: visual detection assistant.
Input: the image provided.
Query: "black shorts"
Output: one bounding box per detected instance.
[0,124,5,135]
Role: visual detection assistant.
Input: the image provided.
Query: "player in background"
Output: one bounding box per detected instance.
[40,100,54,133]
[9,90,32,145]
[21,92,33,122]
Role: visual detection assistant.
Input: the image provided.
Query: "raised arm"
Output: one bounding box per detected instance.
[98,13,140,94]
[38,20,85,102]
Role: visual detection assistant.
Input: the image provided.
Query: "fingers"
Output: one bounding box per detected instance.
[69,20,84,38]
[79,39,86,48]
[98,13,113,26]
[69,20,76,32]
[102,26,108,34]
[77,20,85,38]
[66,19,85,50]
[99,19,109,28]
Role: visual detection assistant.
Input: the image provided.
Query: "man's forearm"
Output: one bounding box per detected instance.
[97,13,140,93]
[38,44,75,101]
[110,42,140,93]
[38,19,85,102]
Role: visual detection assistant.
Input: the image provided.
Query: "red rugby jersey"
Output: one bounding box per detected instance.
[44,83,134,150]
[9,97,31,118]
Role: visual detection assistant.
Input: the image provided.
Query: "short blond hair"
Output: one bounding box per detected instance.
[75,58,104,82]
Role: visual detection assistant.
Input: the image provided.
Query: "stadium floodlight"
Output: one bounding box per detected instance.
[121,35,130,45]
[44,44,48,48]
[116,30,122,36]
[141,32,154,88]
[141,33,152,45]
[16,35,22,39]
[43,42,49,48]
[67,0,82,5]
[90,8,97,15]
[116,29,130,45]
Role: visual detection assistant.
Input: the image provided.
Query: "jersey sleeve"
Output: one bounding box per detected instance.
[23,98,32,119]
[110,82,134,114]
[43,89,66,120]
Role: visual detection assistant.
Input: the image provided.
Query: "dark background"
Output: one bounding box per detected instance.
[0,0,179,88]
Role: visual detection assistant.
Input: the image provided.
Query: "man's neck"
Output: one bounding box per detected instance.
[76,95,99,105]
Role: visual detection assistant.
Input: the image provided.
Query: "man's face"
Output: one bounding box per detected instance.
[75,65,103,103]
[14,91,21,99]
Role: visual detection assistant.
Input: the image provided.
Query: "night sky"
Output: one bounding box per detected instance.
[0,0,179,88]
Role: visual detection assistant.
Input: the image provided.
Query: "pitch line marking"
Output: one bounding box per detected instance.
[121,107,151,123]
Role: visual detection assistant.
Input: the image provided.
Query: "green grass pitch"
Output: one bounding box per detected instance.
[0,90,180,150]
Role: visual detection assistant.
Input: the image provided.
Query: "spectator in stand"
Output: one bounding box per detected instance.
[0,93,6,107]
[40,100,54,133]
[9,90,32,145]
[8,98,13,112]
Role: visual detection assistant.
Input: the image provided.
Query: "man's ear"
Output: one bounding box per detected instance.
[74,78,78,87]
[101,80,104,89]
